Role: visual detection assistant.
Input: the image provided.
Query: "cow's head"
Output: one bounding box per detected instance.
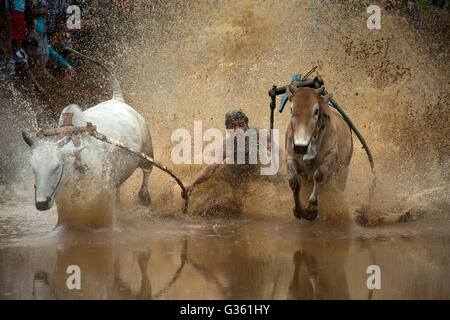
[286,86,333,154]
[22,132,84,211]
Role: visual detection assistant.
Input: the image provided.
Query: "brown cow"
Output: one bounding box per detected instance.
[285,86,353,220]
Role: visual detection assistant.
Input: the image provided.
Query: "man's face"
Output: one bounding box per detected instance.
[226,120,249,143]
[25,46,37,57]
[226,120,248,132]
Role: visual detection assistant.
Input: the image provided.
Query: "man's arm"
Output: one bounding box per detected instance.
[23,64,46,94]
[182,163,222,199]
[182,142,227,199]
[48,45,73,70]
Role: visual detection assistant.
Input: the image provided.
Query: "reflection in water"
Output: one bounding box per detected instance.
[113,248,152,300]
[288,250,322,300]
[30,237,189,300]
[1,216,448,300]
[32,271,55,300]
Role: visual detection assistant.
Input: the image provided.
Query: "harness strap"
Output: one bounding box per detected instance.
[319,112,330,131]
[71,133,84,172]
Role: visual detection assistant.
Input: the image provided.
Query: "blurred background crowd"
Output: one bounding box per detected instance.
[0,0,447,104]
[0,0,138,96]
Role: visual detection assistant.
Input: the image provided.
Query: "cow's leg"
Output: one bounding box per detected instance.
[334,166,350,216]
[139,129,154,206]
[136,248,152,299]
[138,168,152,206]
[304,253,321,299]
[305,152,336,220]
[287,250,304,299]
[288,159,303,219]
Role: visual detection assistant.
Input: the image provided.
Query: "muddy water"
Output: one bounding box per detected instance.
[0,195,449,300]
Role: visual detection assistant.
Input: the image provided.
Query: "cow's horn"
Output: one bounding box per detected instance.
[22,131,34,148]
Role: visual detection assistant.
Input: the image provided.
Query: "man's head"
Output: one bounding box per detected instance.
[225,109,249,131]
[22,37,38,57]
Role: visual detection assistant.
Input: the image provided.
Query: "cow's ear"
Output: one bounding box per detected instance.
[22,132,34,148]
[286,85,295,101]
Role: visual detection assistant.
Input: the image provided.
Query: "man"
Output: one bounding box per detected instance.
[5,0,28,52]
[33,0,51,74]
[6,36,46,94]
[47,28,76,79]
[182,109,280,201]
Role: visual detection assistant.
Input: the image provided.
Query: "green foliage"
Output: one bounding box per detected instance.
[416,0,436,12]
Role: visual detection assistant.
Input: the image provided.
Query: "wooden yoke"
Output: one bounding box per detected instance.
[36,123,97,137]
[35,113,96,174]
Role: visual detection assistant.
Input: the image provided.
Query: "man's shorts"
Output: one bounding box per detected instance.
[10,10,28,40]
[36,31,49,64]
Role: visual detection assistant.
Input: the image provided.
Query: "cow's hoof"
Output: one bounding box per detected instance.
[138,190,152,206]
[293,207,303,220]
[303,206,318,221]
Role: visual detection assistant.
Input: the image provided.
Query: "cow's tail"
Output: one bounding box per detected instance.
[368,173,377,206]
[63,47,125,103]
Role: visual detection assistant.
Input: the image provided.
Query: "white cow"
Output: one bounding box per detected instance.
[22,50,153,228]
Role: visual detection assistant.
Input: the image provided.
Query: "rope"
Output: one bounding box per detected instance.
[323,89,376,175]
[88,130,189,213]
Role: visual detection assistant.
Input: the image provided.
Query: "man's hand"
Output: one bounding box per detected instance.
[64,67,77,79]
[181,183,194,200]
[68,67,77,78]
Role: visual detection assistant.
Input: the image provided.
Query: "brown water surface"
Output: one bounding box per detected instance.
[0,196,448,300]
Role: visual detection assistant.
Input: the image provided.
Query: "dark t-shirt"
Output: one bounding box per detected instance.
[225,127,260,179]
